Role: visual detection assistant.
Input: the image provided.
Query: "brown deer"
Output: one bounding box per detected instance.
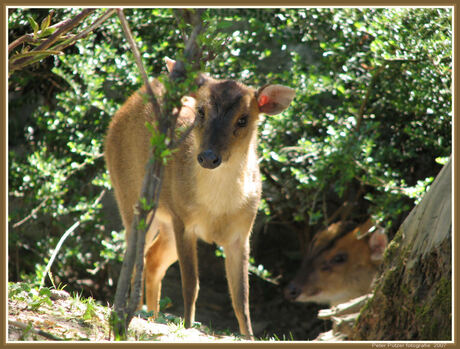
[284,219,388,306]
[104,58,295,337]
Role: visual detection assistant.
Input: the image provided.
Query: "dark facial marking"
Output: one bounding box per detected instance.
[204,80,249,145]
[209,80,246,115]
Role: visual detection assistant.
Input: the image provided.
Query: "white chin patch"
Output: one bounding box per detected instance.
[297,290,351,306]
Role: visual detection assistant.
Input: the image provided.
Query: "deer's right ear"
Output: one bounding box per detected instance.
[257,84,295,115]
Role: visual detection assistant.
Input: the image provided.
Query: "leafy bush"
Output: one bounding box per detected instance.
[8,8,451,300]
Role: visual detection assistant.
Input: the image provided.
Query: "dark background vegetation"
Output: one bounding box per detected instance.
[8,8,452,340]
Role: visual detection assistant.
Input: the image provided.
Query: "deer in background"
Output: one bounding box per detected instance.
[285,219,388,307]
[104,58,295,337]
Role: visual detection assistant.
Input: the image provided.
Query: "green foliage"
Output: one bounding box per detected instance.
[8,8,182,295]
[8,281,32,299]
[159,296,173,312]
[8,282,53,311]
[219,8,452,232]
[8,8,451,302]
[81,297,98,322]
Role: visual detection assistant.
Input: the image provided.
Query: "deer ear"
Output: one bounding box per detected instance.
[195,73,212,87]
[257,84,295,115]
[369,231,388,261]
[166,57,209,88]
[165,56,176,73]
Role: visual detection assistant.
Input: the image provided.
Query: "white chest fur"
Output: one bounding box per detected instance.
[194,153,259,216]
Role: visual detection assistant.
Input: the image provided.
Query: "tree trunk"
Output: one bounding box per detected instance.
[352,156,452,340]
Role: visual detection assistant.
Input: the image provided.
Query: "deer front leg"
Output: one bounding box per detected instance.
[223,235,254,339]
[173,218,199,328]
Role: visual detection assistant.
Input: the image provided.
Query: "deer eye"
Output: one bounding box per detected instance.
[237,114,248,127]
[330,252,348,265]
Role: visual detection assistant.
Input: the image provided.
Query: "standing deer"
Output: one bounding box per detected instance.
[284,219,388,306]
[105,58,295,337]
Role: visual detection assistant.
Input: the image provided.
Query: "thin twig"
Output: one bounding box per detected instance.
[9,9,95,73]
[8,13,73,53]
[13,197,48,228]
[53,9,117,53]
[9,9,115,73]
[30,9,94,52]
[117,9,161,118]
[39,189,106,289]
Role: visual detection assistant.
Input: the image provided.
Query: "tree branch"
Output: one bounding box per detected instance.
[12,197,49,229]
[111,11,165,338]
[9,9,96,73]
[110,9,204,339]
[52,9,117,52]
[116,9,161,120]
[8,35,40,53]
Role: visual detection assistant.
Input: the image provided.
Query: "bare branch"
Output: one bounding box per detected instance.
[169,9,204,81]
[12,197,48,229]
[53,9,117,52]
[116,9,161,120]
[39,189,106,289]
[8,35,39,53]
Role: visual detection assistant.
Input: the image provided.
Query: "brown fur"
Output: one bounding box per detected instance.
[285,219,388,306]
[105,67,295,337]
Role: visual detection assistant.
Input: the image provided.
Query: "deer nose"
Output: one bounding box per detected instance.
[284,282,302,301]
[197,150,222,169]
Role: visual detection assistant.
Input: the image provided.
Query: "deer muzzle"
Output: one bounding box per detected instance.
[197,149,222,169]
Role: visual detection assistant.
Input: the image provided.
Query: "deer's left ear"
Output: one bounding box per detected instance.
[165,56,176,73]
[256,84,295,115]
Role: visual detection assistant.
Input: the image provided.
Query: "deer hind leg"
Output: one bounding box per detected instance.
[144,220,177,317]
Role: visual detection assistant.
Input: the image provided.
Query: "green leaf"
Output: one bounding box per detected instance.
[39,26,56,38]
[217,20,233,30]
[27,15,39,37]
[40,13,51,32]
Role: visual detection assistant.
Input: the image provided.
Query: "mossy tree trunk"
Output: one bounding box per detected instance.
[352,157,452,340]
